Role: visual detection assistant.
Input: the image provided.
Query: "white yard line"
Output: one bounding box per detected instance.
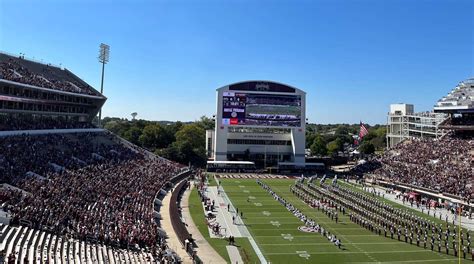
[258,242,402,246]
[264,250,430,255]
[254,234,380,237]
[345,259,459,264]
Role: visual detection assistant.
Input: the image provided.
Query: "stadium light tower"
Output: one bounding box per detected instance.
[98,43,110,127]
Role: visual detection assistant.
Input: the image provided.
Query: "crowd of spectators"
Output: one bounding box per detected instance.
[351,158,382,175]
[0,132,136,185]
[371,135,473,200]
[4,159,180,248]
[0,57,97,95]
[0,131,183,252]
[444,116,474,127]
[0,115,95,131]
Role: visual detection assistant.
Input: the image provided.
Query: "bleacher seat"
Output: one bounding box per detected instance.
[0,225,158,263]
[6,226,22,261]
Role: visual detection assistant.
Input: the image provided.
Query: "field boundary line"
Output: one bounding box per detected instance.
[221,186,268,264]
[350,260,460,263]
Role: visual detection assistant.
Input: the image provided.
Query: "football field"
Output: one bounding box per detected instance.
[220,178,471,264]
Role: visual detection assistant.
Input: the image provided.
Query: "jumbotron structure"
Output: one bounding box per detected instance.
[206,81,311,172]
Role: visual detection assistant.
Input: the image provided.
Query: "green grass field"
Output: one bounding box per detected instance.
[219,178,471,264]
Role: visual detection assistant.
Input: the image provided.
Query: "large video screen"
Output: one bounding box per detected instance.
[222,92,301,127]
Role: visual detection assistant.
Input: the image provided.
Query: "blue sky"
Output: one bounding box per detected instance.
[0,0,472,124]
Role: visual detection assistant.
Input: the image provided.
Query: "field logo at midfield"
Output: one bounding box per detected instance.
[270,221,281,227]
[262,211,271,216]
[298,226,319,233]
[296,251,310,259]
[281,233,293,241]
[254,202,263,207]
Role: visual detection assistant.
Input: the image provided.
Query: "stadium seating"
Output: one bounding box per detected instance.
[0,132,139,185]
[435,78,474,109]
[0,114,95,131]
[440,116,474,128]
[0,53,99,96]
[0,223,156,263]
[0,131,186,262]
[364,134,473,201]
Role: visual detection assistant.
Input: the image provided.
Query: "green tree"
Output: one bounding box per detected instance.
[359,141,375,154]
[139,124,173,150]
[123,126,142,145]
[195,116,215,131]
[370,136,386,150]
[158,144,180,161]
[306,133,317,148]
[175,124,205,149]
[327,139,342,156]
[310,135,327,156]
[364,126,386,150]
[103,120,122,134]
[335,126,349,137]
[165,121,183,138]
[363,131,378,142]
[104,120,131,136]
[172,123,207,166]
[375,126,387,137]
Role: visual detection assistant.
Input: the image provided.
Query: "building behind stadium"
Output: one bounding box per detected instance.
[386,78,474,148]
[206,81,322,172]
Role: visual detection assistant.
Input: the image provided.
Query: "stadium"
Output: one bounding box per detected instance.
[0,47,472,264]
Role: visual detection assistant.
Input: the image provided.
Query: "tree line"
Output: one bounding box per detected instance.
[306,124,386,156]
[103,117,386,166]
[102,116,213,167]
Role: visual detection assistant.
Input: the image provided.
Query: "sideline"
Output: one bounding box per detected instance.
[181,184,227,263]
[219,184,268,264]
[226,245,244,264]
[207,186,243,238]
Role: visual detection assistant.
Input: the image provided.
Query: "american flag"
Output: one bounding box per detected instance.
[358,122,369,139]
